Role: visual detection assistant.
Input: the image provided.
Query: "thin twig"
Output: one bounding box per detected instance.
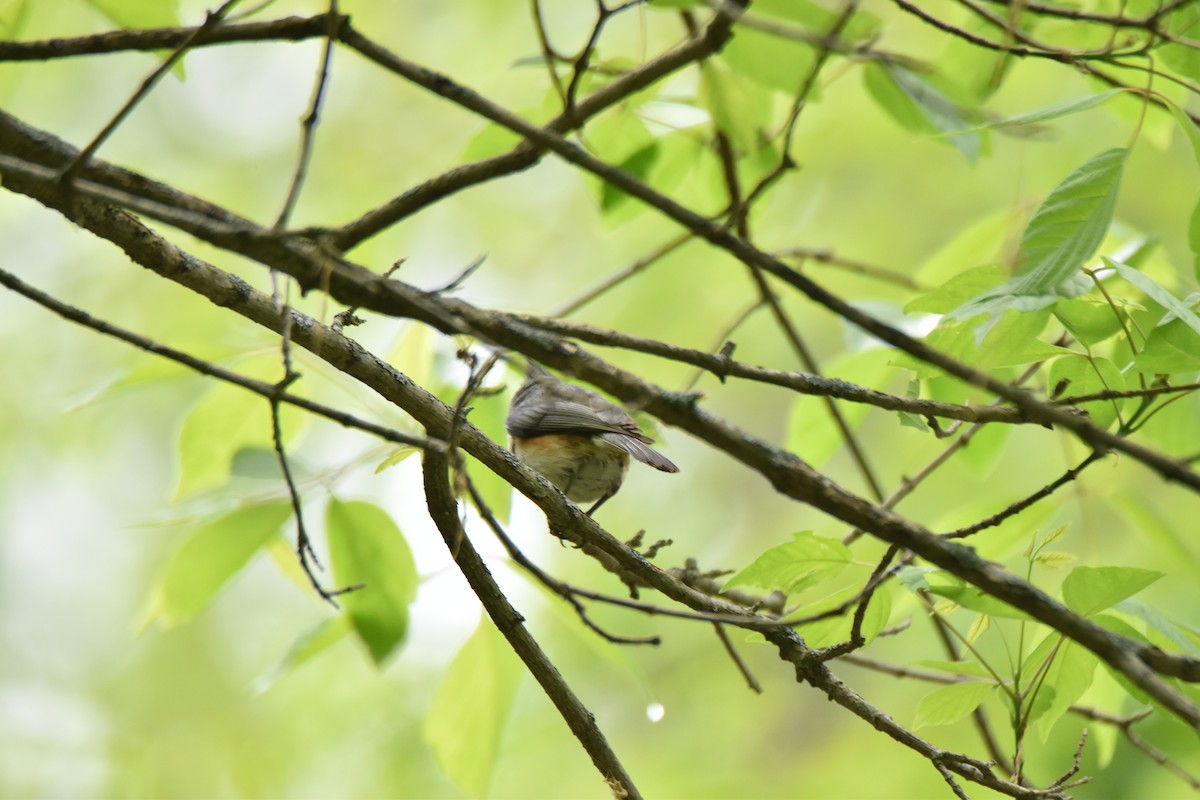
[58,0,244,188]
[0,266,429,449]
[273,0,339,229]
[466,478,662,645]
[942,453,1102,539]
[712,622,764,693]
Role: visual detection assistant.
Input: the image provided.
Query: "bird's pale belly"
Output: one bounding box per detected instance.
[513,434,631,503]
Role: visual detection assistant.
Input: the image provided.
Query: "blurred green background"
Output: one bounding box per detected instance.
[2,0,1199,797]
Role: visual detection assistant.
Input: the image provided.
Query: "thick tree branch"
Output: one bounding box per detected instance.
[0,14,341,61]
[422,446,644,800]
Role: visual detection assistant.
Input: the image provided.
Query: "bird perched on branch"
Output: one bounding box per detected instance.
[505,361,678,514]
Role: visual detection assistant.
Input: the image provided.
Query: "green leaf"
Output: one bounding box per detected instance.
[1189,198,1200,282]
[1166,97,1200,164]
[786,348,895,465]
[1016,148,1125,289]
[788,582,891,648]
[326,498,418,665]
[176,375,302,500]
[965,613,990,644]
[720,24,816,95]
[1158,4,1200,83]
[863,62,981,160]
[725,531,852,594]
[914,681,995,729]
[423,617,523,798]
[699,60,763,153]
[146,502,292,628]
[1032,640,1099,740]
[898,308,1064,379]
[376,445,419,474]
[601,143,660,215]
[0,0,31,38]
[255,615,353,692]
[1116,599,1200,658]
[84,0,181,28]
[941,91,1121,137]
[1062,566,1164,617]
[915,659,993,679]
[751,0,880,38]
[1107,258,1200,339]
[924,581,1030,620]
[1130,317,1200,375]
[586,104,655,163]
[1053,296,1126,345]
[905,265,1004,315]
[1047,355,1125,429]
[948,149,1127,325]
[1035,551,1077,569]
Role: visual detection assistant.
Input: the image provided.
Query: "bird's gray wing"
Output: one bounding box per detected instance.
[506,399,632,438]
[597,432,680,473]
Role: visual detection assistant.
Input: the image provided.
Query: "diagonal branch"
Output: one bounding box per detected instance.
[422,445,644,800]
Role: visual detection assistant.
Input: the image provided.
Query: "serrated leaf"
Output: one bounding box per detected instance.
[898,411,929,431]
[1042,524,1068,546]
[725,531,852,594]
[914,681,995,729]
[966,613,990,644]
[1035,551,1077,569]
[948,149,1127,325]
[147,502,292,628]
[326,498,418,665]
[423,617,523,798]
[1062,566,1164,617]
[905,264,1005,315]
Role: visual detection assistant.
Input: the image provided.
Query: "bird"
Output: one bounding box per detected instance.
[505,361,678,514]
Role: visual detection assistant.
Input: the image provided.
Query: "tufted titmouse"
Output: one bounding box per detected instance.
[505,362,678,514]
